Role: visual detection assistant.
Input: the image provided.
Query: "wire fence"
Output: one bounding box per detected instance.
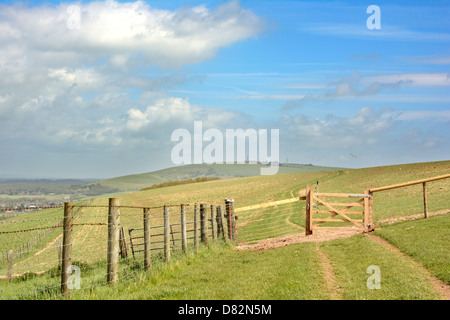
[0,199,236,300]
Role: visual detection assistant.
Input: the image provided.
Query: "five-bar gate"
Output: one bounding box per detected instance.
[305,184,374,235]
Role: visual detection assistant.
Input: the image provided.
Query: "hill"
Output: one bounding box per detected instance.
[93,163,346,192]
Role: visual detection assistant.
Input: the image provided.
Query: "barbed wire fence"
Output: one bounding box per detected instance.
[0,199,237,300]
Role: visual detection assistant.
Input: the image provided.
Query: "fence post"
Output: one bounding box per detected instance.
[61,202,74,298]
[7,249,13,283]
[194,204,199,252]
[368,189,374,230]
[216,205,224,240]
[220,205,229,241]
[231,201,237,242]
[107,198,120,285]
[164,205,171,263]
[210,205,216,243]
[225,199,235,242]
[364,188,370,233]
[200,204,208,244]
[143,208,151,271]
[181,204,187,254]
[423,182,428,218]
[305,185,313,235]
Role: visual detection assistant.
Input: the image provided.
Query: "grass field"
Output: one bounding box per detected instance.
[0,160,449,300]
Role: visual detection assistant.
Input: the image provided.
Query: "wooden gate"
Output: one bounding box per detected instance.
[305,184,373,235]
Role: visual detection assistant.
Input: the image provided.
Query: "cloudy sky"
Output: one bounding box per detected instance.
[0,0,449,179]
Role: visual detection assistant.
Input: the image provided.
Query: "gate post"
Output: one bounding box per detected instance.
[364,187,374,233]
[305,184,313,235]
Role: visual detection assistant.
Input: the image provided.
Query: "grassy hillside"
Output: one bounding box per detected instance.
[94,163,345,192]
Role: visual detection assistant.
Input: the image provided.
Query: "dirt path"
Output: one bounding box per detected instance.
[316,245,343,300]
[366,234,450,300]
[236,227,360,251]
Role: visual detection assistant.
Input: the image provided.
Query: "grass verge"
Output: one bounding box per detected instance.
[374,213,450,284]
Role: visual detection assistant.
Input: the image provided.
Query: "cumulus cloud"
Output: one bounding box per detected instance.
[0,0,264,68]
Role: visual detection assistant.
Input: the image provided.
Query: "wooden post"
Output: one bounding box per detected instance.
[305,185,313,235]
[363,188,370,233]
[107,198,120,285]
[164,205,170,263]
[61,202,74,298]
[423,182,428,218]
[181,204,187,254]
[194,204,199,252]
[225,199,235,242]
[230,200,237,242]
[200,204,208,244]
[368,190,374,230]
[7,249,13,283]
[216,205,224,240]
[143,208,151,271]
[210,205,216,242]
[220,205,228,241]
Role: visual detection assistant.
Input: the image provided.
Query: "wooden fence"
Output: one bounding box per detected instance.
[368,173,450,219]
[58,198,237,299]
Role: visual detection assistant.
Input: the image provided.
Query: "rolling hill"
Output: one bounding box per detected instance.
[93,163,346,192]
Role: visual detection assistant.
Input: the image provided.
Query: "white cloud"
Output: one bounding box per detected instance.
[363,73,450,87]
[280,107,395,149]
[396,110,450,122]
[0,0,264,69]
[0,0,263,161]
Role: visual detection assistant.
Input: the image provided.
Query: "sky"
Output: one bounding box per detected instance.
[0,0,449,179]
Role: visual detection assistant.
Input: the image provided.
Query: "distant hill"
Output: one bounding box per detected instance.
[94,163,347,192]
[0,178,98,185]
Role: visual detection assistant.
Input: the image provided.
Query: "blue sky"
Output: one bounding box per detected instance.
[0,0,449,178]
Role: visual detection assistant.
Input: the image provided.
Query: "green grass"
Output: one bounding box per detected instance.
[320,235,442,300]
[70,242,331,300]
[374,213,450,284]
